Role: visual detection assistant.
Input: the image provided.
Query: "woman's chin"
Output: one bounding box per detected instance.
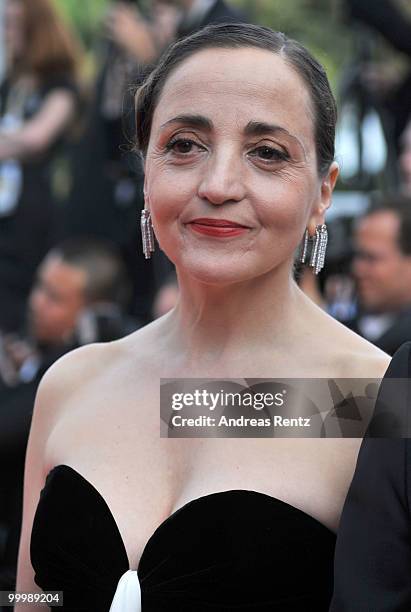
[175,254,265,286]
[157,239,287,285]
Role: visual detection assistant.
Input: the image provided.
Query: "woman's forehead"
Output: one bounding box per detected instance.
[152,48,314,145]
[161,47,308,99]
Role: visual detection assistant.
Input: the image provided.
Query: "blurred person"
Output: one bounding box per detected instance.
[0,0,81,334]
[0,237,138,602]
[105,1,179,62]
[2,237,137,385]
[344,0,411,154]
[348,199,411,354]
[102,1,162,126]
[63,1,177,327]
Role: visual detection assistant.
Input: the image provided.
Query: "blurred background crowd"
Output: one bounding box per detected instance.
[2,0,411,602]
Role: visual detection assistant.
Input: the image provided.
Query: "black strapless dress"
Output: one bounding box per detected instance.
[30,465,336,611]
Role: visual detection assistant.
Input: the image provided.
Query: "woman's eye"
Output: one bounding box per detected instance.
[250,146,289,162]
[166,138,203,155]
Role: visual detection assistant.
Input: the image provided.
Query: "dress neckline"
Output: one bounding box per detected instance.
[43,463,335,572]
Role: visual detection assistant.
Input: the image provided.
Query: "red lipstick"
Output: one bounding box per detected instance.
[188,218,250,237]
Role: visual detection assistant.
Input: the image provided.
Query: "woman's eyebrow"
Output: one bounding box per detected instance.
[160,114,213,131]
[159,116,306,156]
[244,121,306,155]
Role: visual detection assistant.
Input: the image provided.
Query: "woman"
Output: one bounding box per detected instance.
[0,0,80,333]
[15,23,390,611]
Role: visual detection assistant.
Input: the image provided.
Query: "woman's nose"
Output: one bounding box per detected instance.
[197,147,246,205]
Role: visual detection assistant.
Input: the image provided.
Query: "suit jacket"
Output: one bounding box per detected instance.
[330,342,411,611]
[177,0,247,38]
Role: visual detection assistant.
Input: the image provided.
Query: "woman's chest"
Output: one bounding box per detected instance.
[44,394,358,571]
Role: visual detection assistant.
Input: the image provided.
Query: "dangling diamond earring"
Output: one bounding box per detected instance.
[300,224,328,274]
[140,209,155,259]
[300,229,309,264]
[310,223,328,274]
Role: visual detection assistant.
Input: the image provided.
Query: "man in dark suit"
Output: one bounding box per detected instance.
[348,199,411,355]
[330,341,411,610]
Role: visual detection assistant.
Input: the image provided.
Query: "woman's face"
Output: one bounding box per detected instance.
[5,0,26,62]
[144,47,337,284]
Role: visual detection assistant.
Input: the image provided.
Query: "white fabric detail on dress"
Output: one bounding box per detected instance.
[109,569,141,611]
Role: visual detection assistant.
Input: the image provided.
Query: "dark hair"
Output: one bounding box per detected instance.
[135,22,337,176]
[48,238,132,307]
[367,194,411,256]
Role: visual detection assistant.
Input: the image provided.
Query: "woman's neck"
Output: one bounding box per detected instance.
[165,263,308,366]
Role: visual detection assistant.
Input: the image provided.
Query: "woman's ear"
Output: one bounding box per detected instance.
[320,161,339,214]
[307,162,339,235]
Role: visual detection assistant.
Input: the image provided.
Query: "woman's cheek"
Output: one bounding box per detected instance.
[266,175,316,228]
[256,191,306,233]
[148,167,198,225]
[147,190,185,260]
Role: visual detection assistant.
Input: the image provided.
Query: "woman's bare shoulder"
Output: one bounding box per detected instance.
[38,342,119,405]
[303,300,391,378]
[114,313,172,368]
[320,311,391,378]
[38,317,166,413]
[46,316,161,379]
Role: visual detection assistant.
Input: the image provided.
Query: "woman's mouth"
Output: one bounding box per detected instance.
[187,218,250,237]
